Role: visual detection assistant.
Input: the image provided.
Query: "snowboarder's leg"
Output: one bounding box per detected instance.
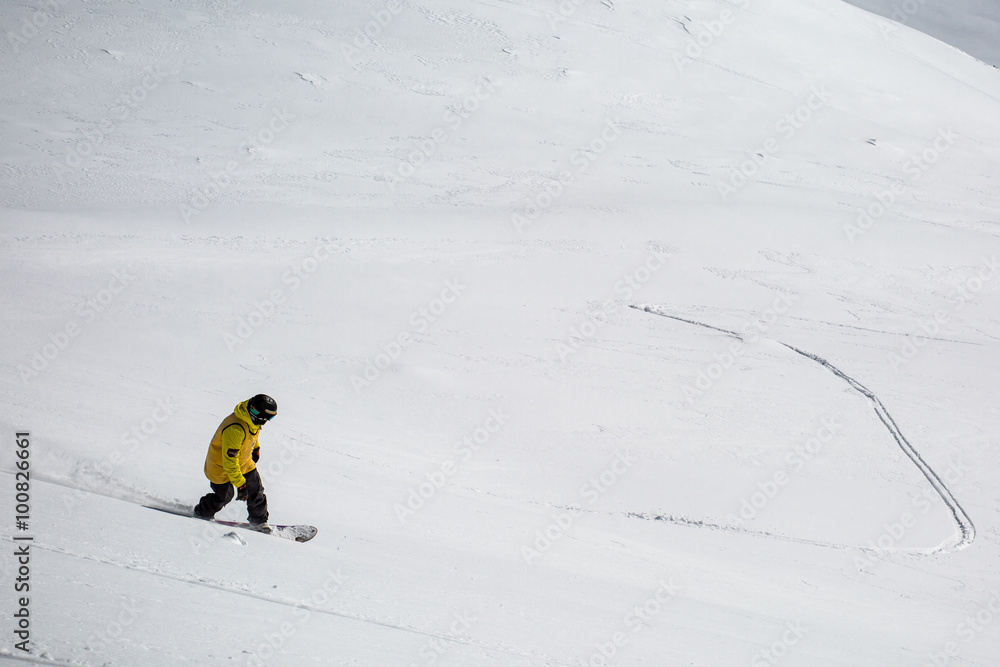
[243,468,269,524]
[194,481,234,519]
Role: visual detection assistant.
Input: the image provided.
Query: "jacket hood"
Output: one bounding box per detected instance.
[234,400,261,434]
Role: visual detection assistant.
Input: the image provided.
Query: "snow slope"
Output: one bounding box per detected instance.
[1,0,1000,665]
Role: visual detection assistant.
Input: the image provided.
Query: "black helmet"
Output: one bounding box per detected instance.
[247,394,277,425]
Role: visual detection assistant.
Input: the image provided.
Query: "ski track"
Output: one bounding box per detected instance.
[631,304,977,553]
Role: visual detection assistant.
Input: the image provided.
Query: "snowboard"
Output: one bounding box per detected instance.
[145,505,318,543]
[215,519,317,543]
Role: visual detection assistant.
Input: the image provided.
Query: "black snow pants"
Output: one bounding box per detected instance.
[195,468,268,523]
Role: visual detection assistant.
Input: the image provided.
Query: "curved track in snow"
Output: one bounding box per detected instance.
[632,304,976,552]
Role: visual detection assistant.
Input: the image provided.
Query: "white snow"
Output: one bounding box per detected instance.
[1,0,1000,665]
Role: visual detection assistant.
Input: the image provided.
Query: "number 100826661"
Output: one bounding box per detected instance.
[15,432,30,529]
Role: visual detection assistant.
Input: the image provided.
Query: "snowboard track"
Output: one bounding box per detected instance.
[0,474,576,667]
[463,484,937,556]
[26,540,579,667]
[632,304,976,553]
[0,652,82,667]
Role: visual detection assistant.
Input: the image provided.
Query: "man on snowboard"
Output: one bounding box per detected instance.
[194,394,277,533]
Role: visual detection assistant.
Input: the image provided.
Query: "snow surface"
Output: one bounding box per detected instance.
[1,0,999,665]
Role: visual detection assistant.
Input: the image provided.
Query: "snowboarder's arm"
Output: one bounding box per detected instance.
[220,424,247,488]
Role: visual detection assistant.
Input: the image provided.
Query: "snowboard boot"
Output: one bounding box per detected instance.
[249,521,272,534]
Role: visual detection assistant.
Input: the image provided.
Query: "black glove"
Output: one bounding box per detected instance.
[236,484,248,501]
[252,447,260,463]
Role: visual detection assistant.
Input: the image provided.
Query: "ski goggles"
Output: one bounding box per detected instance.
[248,405,275,425]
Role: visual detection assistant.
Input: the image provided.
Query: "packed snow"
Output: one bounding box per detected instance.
[1,0,999,665]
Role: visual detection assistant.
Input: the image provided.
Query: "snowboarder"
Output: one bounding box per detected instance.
[193,394,277,533]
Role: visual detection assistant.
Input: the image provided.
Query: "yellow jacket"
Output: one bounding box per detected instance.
[204,401,260,487]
